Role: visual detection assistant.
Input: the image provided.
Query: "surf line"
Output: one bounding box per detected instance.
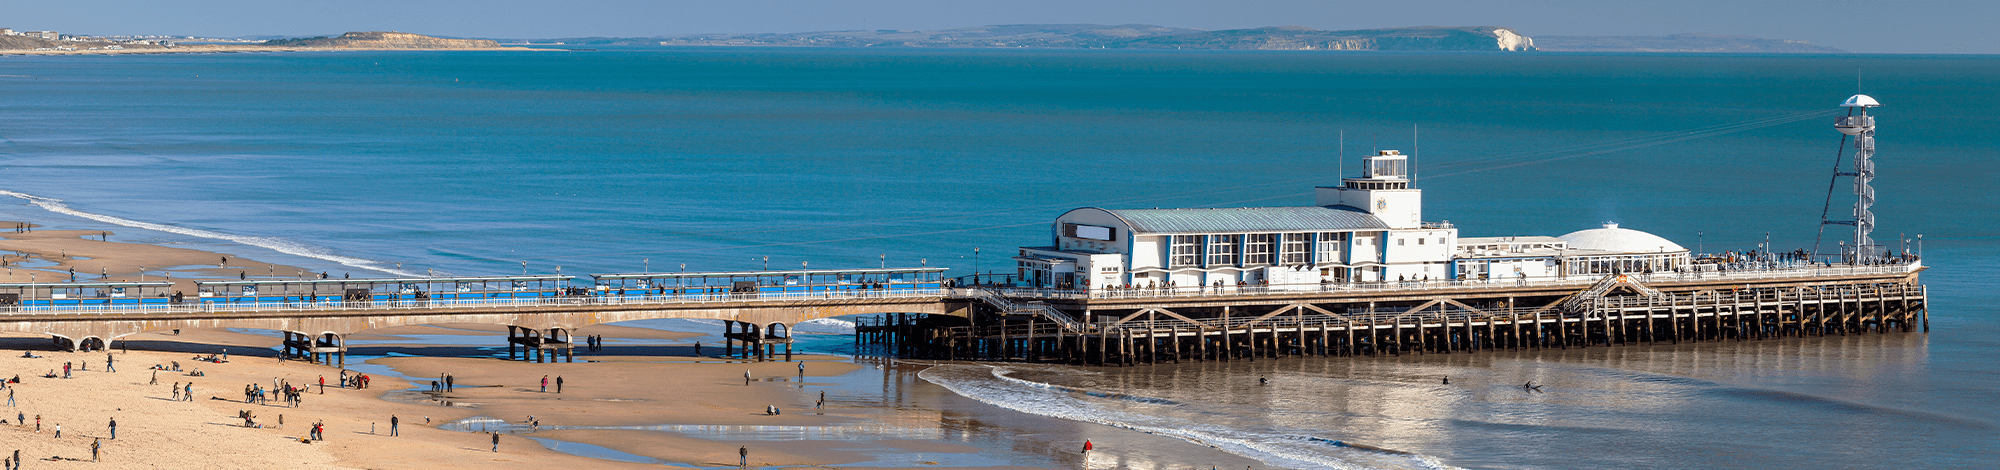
[0,189,416,277]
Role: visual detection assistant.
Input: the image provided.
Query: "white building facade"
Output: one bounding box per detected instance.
[1017,150,1458,290]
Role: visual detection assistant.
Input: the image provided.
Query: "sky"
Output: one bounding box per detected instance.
[14,0,1997,54]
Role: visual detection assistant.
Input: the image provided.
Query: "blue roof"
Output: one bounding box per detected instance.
[1101,206,1388,234]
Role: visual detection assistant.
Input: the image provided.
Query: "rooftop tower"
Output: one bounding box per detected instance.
[1317,149,1422,229]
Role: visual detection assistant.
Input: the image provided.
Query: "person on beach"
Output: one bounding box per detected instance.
[150,369,158,385]
[90,438,99,461]
[739,446,748,468]
[172,382,181,401]
[445,374,453,392]
[106,353,115,372]
[63,362,70,379]
[1442,377,1450,385]
[53,423,59,438]
[798,362,805,376]
[540,376,548,393]
[184,383,193,401]
[389,415,398,437]
[108,417,115,439]
[318,375,325,394]
[6,388,12,407]
[491,432,499,452]
[1082,439,1092,454]
[744,370,752,386]
[555,376,563,393]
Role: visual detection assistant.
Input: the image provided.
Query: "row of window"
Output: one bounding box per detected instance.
[1170,232,1354,268]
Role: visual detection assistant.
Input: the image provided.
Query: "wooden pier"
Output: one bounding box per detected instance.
[859,268,1928,365]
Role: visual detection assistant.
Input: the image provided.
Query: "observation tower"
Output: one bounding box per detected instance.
[1823,94,1882,262]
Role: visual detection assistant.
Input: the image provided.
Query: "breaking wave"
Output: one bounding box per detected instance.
[0,189,417,277]
[918,364,1460,470]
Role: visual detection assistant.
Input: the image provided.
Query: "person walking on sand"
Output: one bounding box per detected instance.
[63,362,70,379]
[1082,439,1093,454]
[6,388,12,407]
[540,375,548,393]
[739,445,748,468]
[744,370,752,386]
[108,417,115,440]
[491,432,499,452]
[184,382,194,401]
[106,353,115,372]
[389,415,398,437]
[319,375,325,394]
[171,382,181,401]
[53,423,59,438]
[555,376,563,393]
[150,369,158,385]
[91,438,100,461]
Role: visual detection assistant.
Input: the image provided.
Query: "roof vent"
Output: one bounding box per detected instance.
[1603,222,1619,229]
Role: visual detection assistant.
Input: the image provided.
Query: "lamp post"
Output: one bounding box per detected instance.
[763,256,769,271]
[974,247,981,286]
[644,258,650,274]
[880,254,886,269]
[521,261,527,276]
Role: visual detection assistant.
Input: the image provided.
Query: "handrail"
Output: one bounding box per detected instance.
[0,288,949,316]
[993,263,1919,301]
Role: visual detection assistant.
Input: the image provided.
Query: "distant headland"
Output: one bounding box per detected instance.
[531,24,1843,53]
[0,30,539,55]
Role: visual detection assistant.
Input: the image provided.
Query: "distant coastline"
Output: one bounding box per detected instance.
[0,31,545,56]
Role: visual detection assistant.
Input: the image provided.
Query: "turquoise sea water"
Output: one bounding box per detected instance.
[1,48,1995,469]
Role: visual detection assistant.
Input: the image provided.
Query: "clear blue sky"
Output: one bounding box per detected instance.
[16,0,1996,54]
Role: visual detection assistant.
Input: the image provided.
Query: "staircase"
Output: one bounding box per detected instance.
[1562,274,1663,315]
[963,288,1087,332]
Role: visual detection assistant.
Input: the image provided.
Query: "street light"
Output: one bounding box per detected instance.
[644,258,649,273]
[521,261,528,276]
[880,254,886,269]
[974,247,981,286]
[763,255,769,271]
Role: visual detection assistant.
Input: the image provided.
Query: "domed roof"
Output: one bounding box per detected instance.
[1559,223,1687,253]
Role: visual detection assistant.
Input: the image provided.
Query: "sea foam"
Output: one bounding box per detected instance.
[918,364,1461,470]
[0,189,417,277]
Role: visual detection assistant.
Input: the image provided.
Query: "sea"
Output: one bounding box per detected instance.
[1,47,1996,469]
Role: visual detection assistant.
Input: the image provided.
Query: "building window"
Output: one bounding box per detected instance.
[1170,235,1200,268]
[1398,238,1406,246]
[1315,232,1345,262]
[1245,234,1276,265]
[1282,233,1309,264]
[1418,238,1425,245]
[1207,234,1240,266]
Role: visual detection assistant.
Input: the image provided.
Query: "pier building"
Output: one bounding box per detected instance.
[1015,148,1696,290]
[1016,149,1456,290]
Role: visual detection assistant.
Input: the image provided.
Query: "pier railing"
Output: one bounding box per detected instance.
[0,287,950,316]
[992,262,1921,301]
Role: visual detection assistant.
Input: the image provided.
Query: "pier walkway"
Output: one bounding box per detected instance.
[0,263,1927,367]
[859,262,1929,364]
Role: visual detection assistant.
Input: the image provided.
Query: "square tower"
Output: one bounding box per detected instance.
[1315,150,1422,229]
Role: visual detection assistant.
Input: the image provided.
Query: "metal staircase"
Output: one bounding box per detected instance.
[1562,274,1663,315]
[963,288,1087,332]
